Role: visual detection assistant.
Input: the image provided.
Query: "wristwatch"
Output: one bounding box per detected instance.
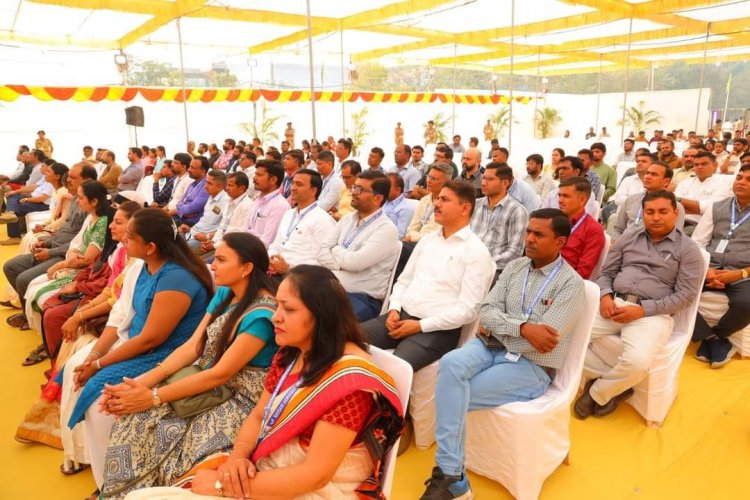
[741,268,748,280]
[152,387,163,407]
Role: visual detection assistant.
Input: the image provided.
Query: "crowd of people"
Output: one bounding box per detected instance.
[1,121,750,499]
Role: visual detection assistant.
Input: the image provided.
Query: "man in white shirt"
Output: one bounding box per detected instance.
[363,180,495,371]
[335,138,353,171]
[318,170,399,321]
[613,150,650,207]
[178,170,229,255]
[544,156,600,218]
[613,138,636,165]
[315,150,345,212]
[523,153,555,201]
[246,160,289,247]
[404,163,451,244]
[391,144,421,194]
[675,151,733,231]
[200,171,254,261]
[235,151,257,196]
[164,153,194,216]
[384,173,416,239]
[268,169,335,276]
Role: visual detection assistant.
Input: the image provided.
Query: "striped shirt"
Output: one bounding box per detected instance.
[470,195,528,270]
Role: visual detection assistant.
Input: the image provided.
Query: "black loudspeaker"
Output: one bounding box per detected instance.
[125,106,145,127]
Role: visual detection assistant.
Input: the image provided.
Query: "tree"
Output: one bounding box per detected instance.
[346,107,369,156]
[127,60,181,86]
[535,107,562,139]
[240,101,281,145]
[488,106,512,138]
[618,100,662,131]
[429,112,451,143]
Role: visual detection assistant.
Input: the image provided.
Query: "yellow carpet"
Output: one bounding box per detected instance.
[0,238,748,499]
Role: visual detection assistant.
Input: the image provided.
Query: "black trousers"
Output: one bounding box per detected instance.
[693,279,750,341]
[361,310,461,372]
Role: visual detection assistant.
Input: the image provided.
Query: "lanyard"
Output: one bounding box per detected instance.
[342,210,383,249]
[633,193,646,226]
[384,195,404,217]
[728,198,750,240]
[283,203,317,244]
[221,194,246,232]
[570,213,588,234]
[520,259,564,321]
[421,202,435,224]
[256,355,302,446]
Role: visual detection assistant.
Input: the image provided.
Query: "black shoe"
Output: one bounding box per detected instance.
[710,338,737,369]
[592,388,634,417]
[694,340,711,363]
[573,378,598,420]
[420,467,472,500]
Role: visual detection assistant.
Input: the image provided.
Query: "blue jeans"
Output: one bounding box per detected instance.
[348,292,382,322]
[434,338,552,476]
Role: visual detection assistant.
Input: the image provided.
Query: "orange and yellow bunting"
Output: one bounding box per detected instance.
[0,85,535,105]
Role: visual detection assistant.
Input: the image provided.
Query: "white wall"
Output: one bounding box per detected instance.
[0,87,710,178]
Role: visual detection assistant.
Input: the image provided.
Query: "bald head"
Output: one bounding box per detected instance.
[463,147,482,170]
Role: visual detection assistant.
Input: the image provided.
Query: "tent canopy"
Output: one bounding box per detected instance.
[2,0,750,76]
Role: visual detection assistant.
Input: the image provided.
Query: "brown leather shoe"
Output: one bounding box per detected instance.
[593,388,635,417]
[574,378,598,420]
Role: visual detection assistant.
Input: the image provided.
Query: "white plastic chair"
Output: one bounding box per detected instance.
[588,233,611,281]
[615,161,636,188]
[697,291,750,359]
[463,281,600,500]
[25,210,51,230]
[368,346,413,499]
[135,175,154,205]
[585,250,709,427]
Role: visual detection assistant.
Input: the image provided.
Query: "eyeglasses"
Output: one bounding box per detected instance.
[351,185,374,195]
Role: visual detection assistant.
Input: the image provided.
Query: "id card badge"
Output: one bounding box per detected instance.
[504,351,521,363]
[716,239,729,254]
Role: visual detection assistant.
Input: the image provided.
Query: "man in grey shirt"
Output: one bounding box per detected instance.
[3,163,97,324]
[610,161,686,239]
[576,190,704,419]
[117,147,144,192]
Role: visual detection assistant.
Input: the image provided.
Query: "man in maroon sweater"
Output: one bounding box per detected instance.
[557,176,606,279]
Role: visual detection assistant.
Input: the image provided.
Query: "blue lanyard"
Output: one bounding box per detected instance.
[283,203,317,244]
[570,213,588,234]
[421,203,435,224]
[384,196,404,217]
[633,193,646,226]
[256,355,303,446]
[342,211,383,248]
[728,198,750,240]
[520,259,564,321]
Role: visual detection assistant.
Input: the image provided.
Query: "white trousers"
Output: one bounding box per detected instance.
[60,343,94,467]
[84,396,115,488]
[584,298,673,406]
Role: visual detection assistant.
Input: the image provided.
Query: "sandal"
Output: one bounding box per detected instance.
[6,313,26,327]
[19,321,30,331]
[22,346,49,366]
[60,461,90,476]
[0,299,20,309]
[85,489,100,500]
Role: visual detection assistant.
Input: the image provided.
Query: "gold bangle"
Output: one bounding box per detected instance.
[156,362,169,378]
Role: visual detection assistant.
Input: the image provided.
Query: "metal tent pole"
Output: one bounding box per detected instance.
[619,17,633,144]
[695,23,711,132]
[595,53,602,133]
[508,0,515,152]
[176,17,190,144]
[305,0,318,141]
[452,42,457,137]
[340,27,346,139]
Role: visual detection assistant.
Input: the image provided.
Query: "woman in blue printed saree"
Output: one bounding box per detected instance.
[125,265,404,500]
[59,208,212,497]
[100,233,279,499]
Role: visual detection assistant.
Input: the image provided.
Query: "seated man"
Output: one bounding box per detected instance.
[362,180,495,372]
[245,159,288,247]
[611,161,686,239]
[675,151,732,232]
[117,147,144,192]
[506,168,540,214]
[458,147,483,198]
[691,164,750,367]
[268,169,335,276]
[200,171,253,260]
[557,177,605,279]
[471,163,527,282]
[544,156,600,217]
[317,171,400,321]
[329,160,361,221]
[575,191,704,419]
[315,150,344,212]
[383,173,417,240]
[173,156,210,227]
[178,170,228,255]
[280,149,303,199]
[150,160,175,207]
[419,209,584,499]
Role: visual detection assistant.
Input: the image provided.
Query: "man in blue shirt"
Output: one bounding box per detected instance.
[384,173,416,239]
[174,156,209,226]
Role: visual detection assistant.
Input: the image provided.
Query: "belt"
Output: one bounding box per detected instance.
[541,365,557,379]
[613,292,643,305]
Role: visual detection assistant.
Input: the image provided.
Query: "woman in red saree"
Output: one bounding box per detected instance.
[125,265,404,499]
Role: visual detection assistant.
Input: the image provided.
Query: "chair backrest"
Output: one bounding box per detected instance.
[380,241,403,315]
[616,161,636,187]
[135,174,154,205]
[671,249,710,342]
[368,346,414,499]
[552,280,600,396]
[589,233,611,281]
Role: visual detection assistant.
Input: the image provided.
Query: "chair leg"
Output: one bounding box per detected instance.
[646,420,662,429]
[563,452,570,466]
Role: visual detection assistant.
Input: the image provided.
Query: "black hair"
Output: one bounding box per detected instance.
[649,161,674,180]
[558,176,592,198]
[443,179,477,216]
[173,152,192,168]
[80,181,110,217]
[129,147,143,158]
[371,147,385,159]
[228,171,250,190]
[93,200,141,273]
[256,159,284,188]
[643,190,677,209]
[295,168,323,199]
[526,154,544,166]
[341,160,362,176]
[286,149,305,166]
[194,156,210,172]
[560,156,584,174]
[207,169,227,186]
[357,170,389,206]
[590,142,606,153]
[317,150,335,165]
[387,172,405,192]
[277,265,368,386]
[49,162,68,188]
[529,208,571,238]
[197,232,278,358]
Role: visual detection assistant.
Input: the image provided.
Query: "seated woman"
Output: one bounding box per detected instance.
[59,208,212,496]
[20,180,110,333]
[15,201,141,451]
[100,232,279,498]
[127,265,404,500]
